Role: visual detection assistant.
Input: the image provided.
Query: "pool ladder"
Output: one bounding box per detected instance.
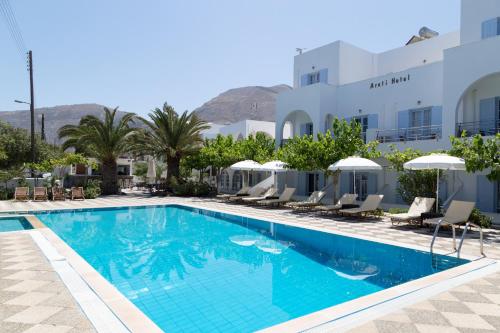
[430,220,484,258]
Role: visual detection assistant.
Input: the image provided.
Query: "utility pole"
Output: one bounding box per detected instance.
[27,50,35,166]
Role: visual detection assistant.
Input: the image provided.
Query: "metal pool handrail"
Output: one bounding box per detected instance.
[430,220,484,258]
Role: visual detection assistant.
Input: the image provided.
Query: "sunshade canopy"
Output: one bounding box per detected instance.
[328,156,382,171]
[260,160,288,172]
[403,154,466,171]
[230,160,262,171]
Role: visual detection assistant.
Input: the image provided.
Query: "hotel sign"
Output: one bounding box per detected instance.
[370,74,410,89]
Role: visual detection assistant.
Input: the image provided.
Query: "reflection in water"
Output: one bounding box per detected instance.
[36,205,468,333]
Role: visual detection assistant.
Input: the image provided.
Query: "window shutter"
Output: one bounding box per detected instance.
[476,176,495,212]
[480,97,496,134]
[398,110,409,129]
[367,173,378,195]
[431,106,442,126]
[367,114,378,129]
[319,69,328,84]
[300,74,308,87]
[299,124,306,136]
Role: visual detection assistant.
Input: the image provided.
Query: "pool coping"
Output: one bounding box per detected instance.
[8,201,495,333]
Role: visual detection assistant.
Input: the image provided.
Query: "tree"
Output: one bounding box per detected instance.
[450,133,500,181]
[58,107,137,195]
[278,118,379,201]
[134,103,210,185]
[236,132,275,163]
[384,145,441,205]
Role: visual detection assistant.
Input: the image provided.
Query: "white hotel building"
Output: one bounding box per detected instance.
[275,0,500,216]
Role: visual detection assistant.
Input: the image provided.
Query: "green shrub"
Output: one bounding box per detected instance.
[172,181,215,197]
[469,208,493,229]
[388,207,408,214]
[84,180,102,199]
[0,188,13,200]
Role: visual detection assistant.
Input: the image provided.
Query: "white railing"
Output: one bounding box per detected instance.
[376,125,442,143]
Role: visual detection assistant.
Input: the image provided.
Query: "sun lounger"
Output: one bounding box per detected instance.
[14,187,29,201]
[33,187,48,201]
[217,186,250,200]
[242,187,278,203]
[339,194,384,217]
[257,187,296,207]
[314,193,358,214]
[388,197,435,225]
[71,187,85,200]
[286,190,327,211]
[425,200,476,254]
[228,187,266,202]
[52,187,66,201]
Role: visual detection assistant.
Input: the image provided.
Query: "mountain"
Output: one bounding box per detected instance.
[193,84,292,124]
[0,104,132,145]
[0,84,291,144]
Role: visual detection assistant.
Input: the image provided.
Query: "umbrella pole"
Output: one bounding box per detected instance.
[353,170,356,197]
[436,169,439,213]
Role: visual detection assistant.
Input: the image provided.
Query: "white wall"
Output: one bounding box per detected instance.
[219,120,277,139]
[293,42,341,87]
[461,0,500,44]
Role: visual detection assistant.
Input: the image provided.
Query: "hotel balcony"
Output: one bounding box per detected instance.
[375,125,442,143]
[456,119,500,137]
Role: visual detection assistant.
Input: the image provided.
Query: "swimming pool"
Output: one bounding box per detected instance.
[36,205,468,332]
[0,216,33,232]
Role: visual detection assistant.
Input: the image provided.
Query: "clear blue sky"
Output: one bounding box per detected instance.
[1,0,459,116]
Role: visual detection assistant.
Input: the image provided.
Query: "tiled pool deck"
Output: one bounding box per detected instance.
[0,195,499,332]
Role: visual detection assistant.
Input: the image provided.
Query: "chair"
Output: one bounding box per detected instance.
[33,187,48,201]
[228,186,266,202]
[241,187,278,203]
[257,188,296,207]
[425,201,476,255]
[339,194,384,217]
[314,193,358,214]
[14,187,29,201]
[52,187,66,201]
[71,187,85,200]
[286,190,327,211]
[217,186,250,200]
[388,197,435,226]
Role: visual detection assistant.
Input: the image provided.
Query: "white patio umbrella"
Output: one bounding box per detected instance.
[230,160,263,187]
[146,158,156,184]
[261,160,288,189]
[328,156,382,197]
[403,153,465,212]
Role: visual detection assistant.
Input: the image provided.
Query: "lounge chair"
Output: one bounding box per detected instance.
[52,187,66,201]
[286,190,327,211]
[425,201,476,254]
[338,194,384,217]
[388,197,435,226]
[257,187,296,207]
[217,186,250,200]
[228,186,266,202]
[14,187,29,201]
[33,187,48,201]
[314,193,358,214]
[242,187,278,203]
[71,187,85,200]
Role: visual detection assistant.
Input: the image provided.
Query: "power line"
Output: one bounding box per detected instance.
[0,0,26,57]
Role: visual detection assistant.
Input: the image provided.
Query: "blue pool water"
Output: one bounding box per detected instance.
[0,216,33,232]
[36,205,468,332]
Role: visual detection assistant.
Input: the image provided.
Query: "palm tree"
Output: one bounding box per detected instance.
[58,107,137,195]
[134,103,210,185]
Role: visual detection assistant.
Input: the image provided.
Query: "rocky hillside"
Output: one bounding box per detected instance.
[193,84,291,124]
[0,104,132,145]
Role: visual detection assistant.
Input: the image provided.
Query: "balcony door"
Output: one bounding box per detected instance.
[409,108,431,139]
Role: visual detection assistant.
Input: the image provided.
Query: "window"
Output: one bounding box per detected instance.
[352,116,368,142]
[305,123,313,135]
[306,173,319,196]
[307,72,320,85]
[352,173,368,201]
[482,17,500,39]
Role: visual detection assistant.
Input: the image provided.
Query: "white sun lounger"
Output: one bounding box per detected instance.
[228,187,266,202]
[286,190,327,211]
[257,187,296,207]
[314,193,358,213]
[338,194,384,217]
[242,187,278,203]
[217,186,250,200]
[388,197,435,225]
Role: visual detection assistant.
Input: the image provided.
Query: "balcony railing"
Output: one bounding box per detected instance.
[376,125,442,143]
[456,119,500,137]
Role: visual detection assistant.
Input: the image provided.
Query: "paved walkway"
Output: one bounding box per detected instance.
[1,195,499,333]
[0,232,95,333]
